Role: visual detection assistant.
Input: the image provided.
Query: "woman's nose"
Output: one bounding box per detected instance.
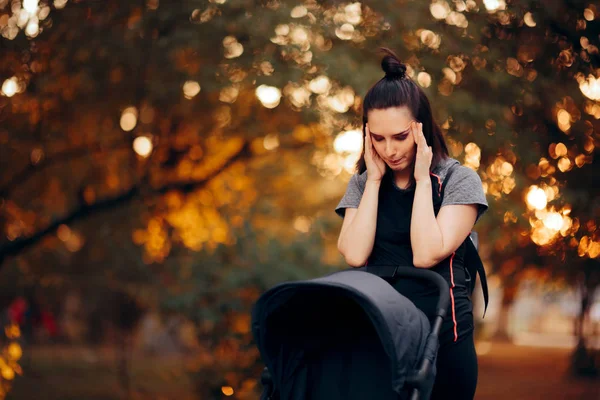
[385,141,396,157]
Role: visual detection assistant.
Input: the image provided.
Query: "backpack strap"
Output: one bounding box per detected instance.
[465,238,489,317]
[440,163,489,317]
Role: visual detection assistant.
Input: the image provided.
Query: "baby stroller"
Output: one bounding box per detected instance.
[251,266,450,400]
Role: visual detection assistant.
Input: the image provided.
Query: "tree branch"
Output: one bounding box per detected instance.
[0,138,131,198]
[0,140,253,266]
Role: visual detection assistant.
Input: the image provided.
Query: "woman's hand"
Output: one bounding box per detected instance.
[412,121,432,183]
[364,124,386,182]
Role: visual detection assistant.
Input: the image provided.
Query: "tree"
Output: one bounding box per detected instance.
[1,0,599,394]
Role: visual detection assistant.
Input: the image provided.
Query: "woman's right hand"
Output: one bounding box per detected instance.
[364,124,386,182]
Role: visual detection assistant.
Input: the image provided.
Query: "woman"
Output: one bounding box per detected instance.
[335,48,488,400]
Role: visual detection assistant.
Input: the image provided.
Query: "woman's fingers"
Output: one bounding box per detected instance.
[412,121,419,146]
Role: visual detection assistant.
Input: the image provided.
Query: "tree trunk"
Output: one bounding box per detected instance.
[492,281,517,342]
[570,277,598,378]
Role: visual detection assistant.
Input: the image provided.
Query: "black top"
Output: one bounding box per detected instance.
[367,172,473,345]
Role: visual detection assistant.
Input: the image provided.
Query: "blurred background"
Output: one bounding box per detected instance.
[0,0,599,399]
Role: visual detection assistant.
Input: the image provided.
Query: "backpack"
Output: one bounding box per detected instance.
[441,165,489,317]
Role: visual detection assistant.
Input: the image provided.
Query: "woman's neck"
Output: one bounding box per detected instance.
[393,169,414,190]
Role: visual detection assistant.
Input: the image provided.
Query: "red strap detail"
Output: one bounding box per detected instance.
[429,172,442,196]
[449,252,458,342]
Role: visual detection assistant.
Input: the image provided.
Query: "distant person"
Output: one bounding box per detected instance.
[335,48,488,399]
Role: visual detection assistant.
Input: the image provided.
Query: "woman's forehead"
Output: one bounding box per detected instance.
[368,107,414,133]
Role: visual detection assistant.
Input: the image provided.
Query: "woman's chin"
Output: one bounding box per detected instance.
[387,160,406,170]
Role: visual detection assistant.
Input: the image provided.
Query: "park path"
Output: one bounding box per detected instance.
[477,341,598,399]
[8,341,600,399]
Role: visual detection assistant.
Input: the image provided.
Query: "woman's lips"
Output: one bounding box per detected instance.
[388,158,404,165]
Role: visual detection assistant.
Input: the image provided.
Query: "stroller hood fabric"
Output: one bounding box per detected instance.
[252,269,431,398]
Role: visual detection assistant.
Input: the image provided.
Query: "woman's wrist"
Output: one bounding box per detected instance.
[415,178,431,188]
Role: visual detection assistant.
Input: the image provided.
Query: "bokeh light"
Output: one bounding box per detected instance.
[1,77,18,97]
[483,0,506,12]
[526,185,548,210]
[133,136,153,157]
[120,107,138,131]
[524,12,536,27]
[223,36,243,59]
[417,72,432,88]
[263,134,280,150]
[333,129,362,154]
[577,73,600,100]
[183,80,201,99]
[464,142,481,170]
[309,76,331,94]
[255,85,281,108]
[430,1,451,20]
[221,386,234,396]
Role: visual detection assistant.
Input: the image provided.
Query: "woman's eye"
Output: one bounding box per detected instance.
[395,135,408,141]
[372,136,383,142]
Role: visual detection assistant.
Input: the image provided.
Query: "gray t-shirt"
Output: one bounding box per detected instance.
[335,157,488,221]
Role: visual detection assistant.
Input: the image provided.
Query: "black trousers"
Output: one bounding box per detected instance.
[430,332,478,400]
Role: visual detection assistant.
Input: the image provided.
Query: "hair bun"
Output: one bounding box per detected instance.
[381,56,407,79]
[379,48,406,79]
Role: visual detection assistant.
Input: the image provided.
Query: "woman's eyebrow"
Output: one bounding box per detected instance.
[370,127,411,136]
[393,128,411,136]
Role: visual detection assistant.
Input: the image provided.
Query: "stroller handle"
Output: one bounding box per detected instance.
[363,265,450,320]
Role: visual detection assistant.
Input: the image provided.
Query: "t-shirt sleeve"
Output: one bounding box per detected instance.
[335,174,365,217]
[441,166,488,222]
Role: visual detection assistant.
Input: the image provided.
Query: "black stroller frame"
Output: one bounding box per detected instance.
[253,266,451,400]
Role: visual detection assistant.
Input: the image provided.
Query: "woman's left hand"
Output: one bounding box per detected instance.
[412,121,432,183]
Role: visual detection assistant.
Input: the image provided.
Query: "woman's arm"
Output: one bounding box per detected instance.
[337,180,381,267]
[409,121,478,268]
[338,126,386,267]
[410,179,477,268]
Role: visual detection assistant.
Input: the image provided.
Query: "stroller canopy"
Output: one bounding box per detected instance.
[252,269,431,399]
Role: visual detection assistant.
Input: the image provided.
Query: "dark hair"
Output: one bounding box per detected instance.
[356,47,449,175]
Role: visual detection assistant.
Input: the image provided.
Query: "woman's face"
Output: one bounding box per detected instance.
[367,106,417,172]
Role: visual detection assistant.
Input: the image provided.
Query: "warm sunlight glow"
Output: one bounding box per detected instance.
[335,23,354,40]
[133,136,153,157]
[7,342,22,361]
[327,87,355,113]
[223,36,243,59]
[524,12,536,27]
[293,216,311,233]
[420,30,441,49]
[542,211,564,231]
[120,107,138,131]
[183,80,201,99]
[54,0,68,9]
[483,0,506,12]
[309,75,331,94]
[430,1,451,20]
[578,74,600,101]
[464,142,481,170]
[417,72,432,88]
[23,0,39,14]
[290,5,307,18]
[1,77,18,97]
[343,2,362,25]
[221,386,234,396]
[256,85,281,108]
[263,133,280,150]
[25,21,40,37]
[526,185,547,210]
[333,129,362,154]
[557,109,571,132]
